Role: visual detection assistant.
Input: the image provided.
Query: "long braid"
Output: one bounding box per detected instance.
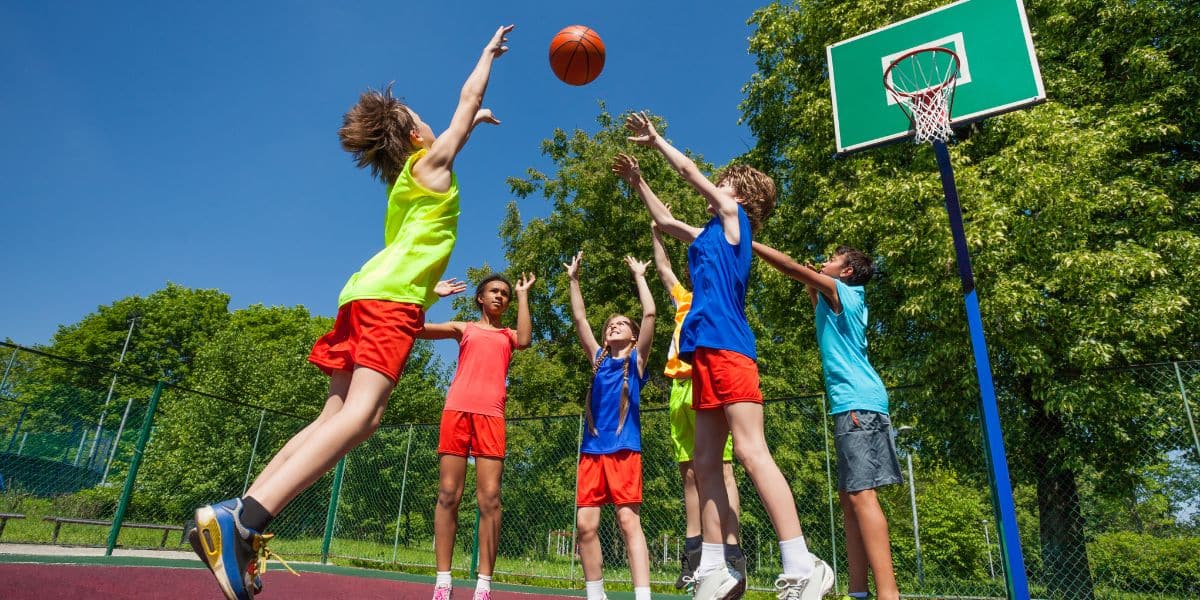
[583,348,609,436]
[615,353,631,436]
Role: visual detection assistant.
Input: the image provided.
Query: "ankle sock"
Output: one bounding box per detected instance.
[779,536,814,579]
[436,571,452,588]
[585,579,605,600]
[239,496,273,533]
[475,574,491,593]
[696,542,725,577]
[634,586,651,600]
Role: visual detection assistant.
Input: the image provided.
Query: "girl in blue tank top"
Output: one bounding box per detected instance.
[563,251,657,600]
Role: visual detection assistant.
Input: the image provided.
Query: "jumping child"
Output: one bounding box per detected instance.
[648,219,744,590]
[564,251,656,600]
[752,242,901,600]
[189,25,514,600]
[614,111,834,600]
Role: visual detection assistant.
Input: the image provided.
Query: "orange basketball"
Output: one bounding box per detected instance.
[549,25,605,86]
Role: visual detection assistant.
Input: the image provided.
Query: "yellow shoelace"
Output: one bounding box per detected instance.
[253,533,298,577]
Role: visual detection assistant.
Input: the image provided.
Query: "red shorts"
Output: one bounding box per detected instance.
[308,300,424,383]
[437,410,506,459]
[576,450,643,507]
[691,347,763,410]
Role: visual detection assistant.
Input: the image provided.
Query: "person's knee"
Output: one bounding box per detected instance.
[576,519,598,541]
[437,486,463,511]
[477,488,502,516]
[615,507,642,533]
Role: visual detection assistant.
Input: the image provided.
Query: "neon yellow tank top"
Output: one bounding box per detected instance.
[337,149,460,309]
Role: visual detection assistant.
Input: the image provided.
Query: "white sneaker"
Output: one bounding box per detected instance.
[693,566,744,600]
[775,555,835,600]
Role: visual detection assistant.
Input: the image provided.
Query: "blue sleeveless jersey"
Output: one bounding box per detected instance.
[581,348,646,454]
[680,207,756,361]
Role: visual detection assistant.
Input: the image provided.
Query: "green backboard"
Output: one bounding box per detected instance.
[827,0,1045,153]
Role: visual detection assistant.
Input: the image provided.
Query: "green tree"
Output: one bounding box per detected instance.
[741,1,1200,597]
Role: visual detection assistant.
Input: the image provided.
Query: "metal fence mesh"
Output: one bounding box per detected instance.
[1,342,1197,598]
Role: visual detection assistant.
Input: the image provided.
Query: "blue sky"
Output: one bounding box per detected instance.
[0,1,762,360]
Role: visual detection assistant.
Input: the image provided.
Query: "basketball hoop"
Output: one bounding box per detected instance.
[883,47,960,144]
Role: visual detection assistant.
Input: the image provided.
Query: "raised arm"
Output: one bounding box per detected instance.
[626,112,741,244]
[564,251,601,361]
[413,25,513,190]
[624,256,657,376]
[649,220,680,290]
[513,272,536,349]
[752,241,840,311]
[612,153,700,243]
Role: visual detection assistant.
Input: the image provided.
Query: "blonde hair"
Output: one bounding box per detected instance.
[716,163,776,233]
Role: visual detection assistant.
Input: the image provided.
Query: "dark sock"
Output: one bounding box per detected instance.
[240,496,274,533]
[724,543,745,561]
[684,535,702,554]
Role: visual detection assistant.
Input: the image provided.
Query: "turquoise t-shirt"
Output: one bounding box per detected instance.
[816,280,888,415]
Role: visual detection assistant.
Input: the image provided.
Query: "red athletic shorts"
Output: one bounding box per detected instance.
[691,347,763,410]
[437,410,506,459]
[576,450,643,507]
[308,300,424,383]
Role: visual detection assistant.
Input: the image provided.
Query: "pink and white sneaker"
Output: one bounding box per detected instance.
[472,591,492,600]
[432,586,453,600]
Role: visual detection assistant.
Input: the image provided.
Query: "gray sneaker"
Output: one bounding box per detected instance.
[775,555,835,600]
[693,566,744,600]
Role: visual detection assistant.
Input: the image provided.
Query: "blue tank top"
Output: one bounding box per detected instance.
[581,348,645,454]
[680,207,756,361]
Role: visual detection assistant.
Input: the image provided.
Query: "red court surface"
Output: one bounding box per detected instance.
[0,563,586,599]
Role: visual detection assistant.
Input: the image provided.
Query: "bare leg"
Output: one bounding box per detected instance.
[679,461,701,537]
[725,402,802,541]
[616,504,651,588]
[722,461,741,541]
[576,506,603,582]
[435,454,469,572]
[694,410,737,544]
[246,366,394,513]
[474,456,504,577]
[845,489,899,600]
[840,491,869,594]
[245,370,351,499]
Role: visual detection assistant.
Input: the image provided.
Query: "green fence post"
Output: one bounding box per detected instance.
[106,380,164,556]
[470,506,481,579]
[569,414,583,584]
[391,424,415,563]
[242,410,267,495]
[321,456,347,564]
[1175,362,1200,461]
[820,394,839,589]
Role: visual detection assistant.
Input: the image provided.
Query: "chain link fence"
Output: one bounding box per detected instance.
[1,342,1197,598]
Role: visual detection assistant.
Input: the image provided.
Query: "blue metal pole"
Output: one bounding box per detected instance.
[932,140,1030,600]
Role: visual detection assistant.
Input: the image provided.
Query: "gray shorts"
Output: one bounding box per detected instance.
[834,410,903,492]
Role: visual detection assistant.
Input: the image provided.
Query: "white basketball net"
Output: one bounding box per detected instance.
[900,89,955,144]
[884,47,960,144]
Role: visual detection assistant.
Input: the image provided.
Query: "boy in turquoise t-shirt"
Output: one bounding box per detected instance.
[753,242,902,600]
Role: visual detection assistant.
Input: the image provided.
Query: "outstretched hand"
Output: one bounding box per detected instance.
[611,153,642,185]
[624,256,650,278]
[434,278,468,297]
[515,272,537,293]
[564,251,583,280]
[625,111,659,146]
[485,25,514,58]
[474,108,501,127]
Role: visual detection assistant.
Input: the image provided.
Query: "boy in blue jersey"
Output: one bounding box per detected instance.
[614,111,833,600]
[753,242,901,600]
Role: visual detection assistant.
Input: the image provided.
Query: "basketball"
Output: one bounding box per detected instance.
[548,26,605,86]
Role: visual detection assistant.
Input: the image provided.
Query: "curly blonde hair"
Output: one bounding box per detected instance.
[338,84,418,185]
[716,164,777,233]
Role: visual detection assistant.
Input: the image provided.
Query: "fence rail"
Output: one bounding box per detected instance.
[1,342,1197,598]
